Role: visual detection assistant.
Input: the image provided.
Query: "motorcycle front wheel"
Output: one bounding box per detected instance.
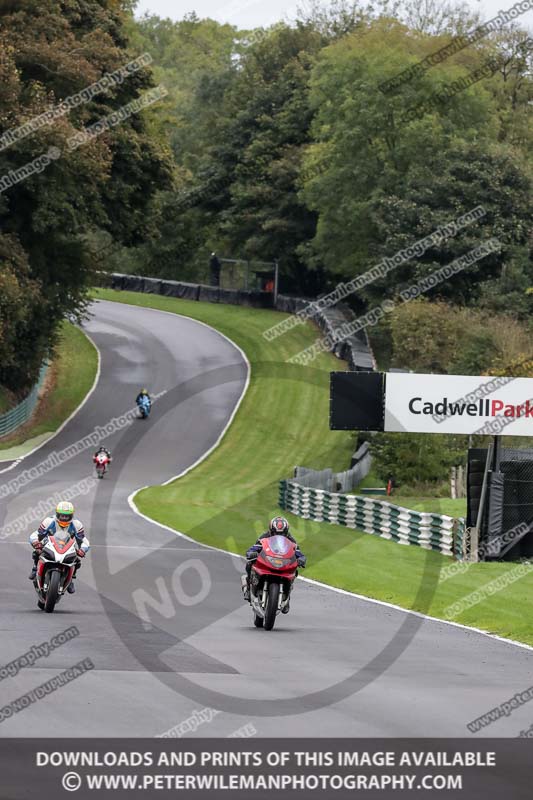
[264,582,279,630]
[44,571,60,613]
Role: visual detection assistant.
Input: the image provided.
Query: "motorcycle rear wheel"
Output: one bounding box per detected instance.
[253,613,264,628]
[37,600,45,610]
[264,582,279,630]
[44,571,60,613]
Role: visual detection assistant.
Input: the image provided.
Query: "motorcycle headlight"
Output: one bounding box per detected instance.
[63,553,77,564]
[266,555,292,568]
[42,547,55,560]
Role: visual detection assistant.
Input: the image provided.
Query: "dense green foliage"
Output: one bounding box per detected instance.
[370,298,533,486]
[1,1,531,395]
[0,0,172,393]
[118,5,531,302]
[370,431,467,485]
[386,299,532,374]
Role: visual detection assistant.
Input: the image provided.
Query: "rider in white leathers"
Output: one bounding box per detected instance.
[29,501,90,594]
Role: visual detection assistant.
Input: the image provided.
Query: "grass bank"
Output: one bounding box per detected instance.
[0,322,98,456]
[95,289,533,646]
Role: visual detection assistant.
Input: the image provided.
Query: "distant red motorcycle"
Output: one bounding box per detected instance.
[248,535,298,630]
[93,452,110,479]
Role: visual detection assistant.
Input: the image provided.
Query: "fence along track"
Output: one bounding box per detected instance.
[0,363,48,438]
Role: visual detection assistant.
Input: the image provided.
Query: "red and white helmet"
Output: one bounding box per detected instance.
[269,516,289,535]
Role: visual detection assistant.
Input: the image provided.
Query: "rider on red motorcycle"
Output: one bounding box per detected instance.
[28,501,90,594]
[93,446,112,465]
[242,516,306,611]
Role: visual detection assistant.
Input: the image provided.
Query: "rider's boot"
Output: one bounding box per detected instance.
[67,562,80,594]
[29,552,38,580]
[241,574,250,602]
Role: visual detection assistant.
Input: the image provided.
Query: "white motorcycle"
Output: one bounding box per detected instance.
[33,529,79,612]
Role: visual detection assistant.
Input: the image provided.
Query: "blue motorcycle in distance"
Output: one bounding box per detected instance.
[137,395,151,419]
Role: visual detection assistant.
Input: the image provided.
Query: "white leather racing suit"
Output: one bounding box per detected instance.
[29,518,90,579]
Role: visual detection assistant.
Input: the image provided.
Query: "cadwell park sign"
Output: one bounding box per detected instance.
[330,372,533,436]
[385,374,533,436]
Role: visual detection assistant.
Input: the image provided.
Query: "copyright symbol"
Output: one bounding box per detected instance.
[62,772,81,792]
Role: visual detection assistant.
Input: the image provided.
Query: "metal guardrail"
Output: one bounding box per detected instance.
[0,363,49,438]
[294,442,372,492]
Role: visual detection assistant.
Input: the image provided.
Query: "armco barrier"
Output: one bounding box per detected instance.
[279,479,464,557]
[318,303,376,372]
[0,362,49,439]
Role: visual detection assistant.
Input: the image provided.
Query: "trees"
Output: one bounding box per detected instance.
[0,237,41,392]
[131,12,237,169]
[371,431,466,486]
[122,12,238,281]
[1,4,530,373]
[208,24,325,293]
[117,10,531,306]
[0,0,172,391]
[299,20,532,300]
[364,143,532,305]
[385,299,531,376]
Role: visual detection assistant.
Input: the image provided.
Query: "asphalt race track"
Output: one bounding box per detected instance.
[1,299,532,738]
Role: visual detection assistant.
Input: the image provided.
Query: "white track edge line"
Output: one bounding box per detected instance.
[128,496,533,653]
[0,328,102,474]
[107,297,533,656]
[96,298,251,487]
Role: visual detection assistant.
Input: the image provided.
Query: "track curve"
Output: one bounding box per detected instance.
[0,299,532,738]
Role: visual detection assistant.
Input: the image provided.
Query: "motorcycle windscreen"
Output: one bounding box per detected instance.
[54,528,72,544]
[268,535,292,555]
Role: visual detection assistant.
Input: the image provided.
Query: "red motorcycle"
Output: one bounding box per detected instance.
[248,535,298,630]
[94,452,110,479]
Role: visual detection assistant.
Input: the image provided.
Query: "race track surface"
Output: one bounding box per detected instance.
[1,299,532,738]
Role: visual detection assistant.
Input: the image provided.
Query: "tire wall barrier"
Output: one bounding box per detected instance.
[279,479,464,557]
[98,274,376,370]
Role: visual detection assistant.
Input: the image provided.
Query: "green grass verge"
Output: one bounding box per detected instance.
[392,496,467,517]
[349,470,466,516]
[0,322,98,453]
[95,289,533,647]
